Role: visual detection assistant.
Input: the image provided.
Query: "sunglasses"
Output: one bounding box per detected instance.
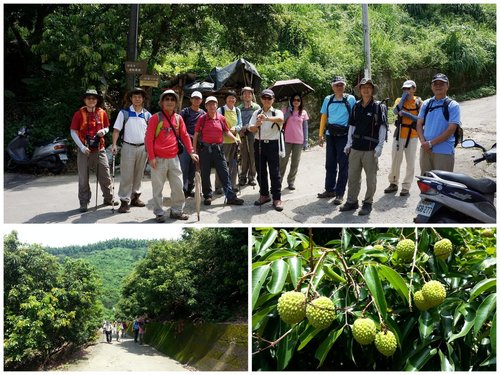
[163,97,176,102]
[261,96,273,100]
[292,98,301,102]
[85,96,98,100]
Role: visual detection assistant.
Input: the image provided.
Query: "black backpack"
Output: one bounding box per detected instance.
[422,98,463,147]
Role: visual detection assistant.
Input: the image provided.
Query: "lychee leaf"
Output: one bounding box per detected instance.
[378,264,409,303]
[267,259,289,294]
[276,322,298,370]
[252,265,271,309]
[252,304,276,330]
[288,257,302,288]
[404,347,438,371]
[365,265,388,320]
[468,278,496,301]
[315,326,344,368]
[474,292,496,335]
[257,229,278,256]
[297,324,321,351]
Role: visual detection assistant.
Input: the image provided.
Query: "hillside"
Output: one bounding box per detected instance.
[47,239,150,312]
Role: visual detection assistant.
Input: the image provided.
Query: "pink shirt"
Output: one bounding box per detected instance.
[282,107,309,144]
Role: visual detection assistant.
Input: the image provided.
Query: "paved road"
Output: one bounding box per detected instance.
[4,96,495,224]
[56,336,189,372]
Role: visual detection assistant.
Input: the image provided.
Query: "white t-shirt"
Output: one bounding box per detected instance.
[113,105,150,144]
[249,107,284,141]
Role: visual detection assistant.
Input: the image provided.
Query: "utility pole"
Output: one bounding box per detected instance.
[126,4,139,90]
[362,4,371,79]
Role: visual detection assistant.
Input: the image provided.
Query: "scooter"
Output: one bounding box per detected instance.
[414,139,496,223]
[6,125,68,174]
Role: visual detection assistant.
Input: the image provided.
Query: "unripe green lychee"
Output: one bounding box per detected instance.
[413,290,430,311]
[482,229,494,238]
[421,280,446,308]
[352,318,377,345]
[434,238,452,260]
[277,291,306,324]
[306,296,335,329]
[396,239,415,261]
[374,330,397,357]
[373,244,384,251]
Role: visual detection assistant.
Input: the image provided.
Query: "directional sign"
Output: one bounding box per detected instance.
[125,61,147,74]
[139,74,160,87]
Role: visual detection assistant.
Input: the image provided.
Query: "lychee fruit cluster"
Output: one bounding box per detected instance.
[396,239,415,261]
[434,238,452,260]
[413,280,446,311]
[374,330,397,356]
[373,244,384,251]
[277,291,306,324]
[306,296,335,329]
[413,290,431,311]
[352,318,377,345]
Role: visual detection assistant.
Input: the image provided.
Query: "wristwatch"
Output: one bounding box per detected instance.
[427,140,433,148]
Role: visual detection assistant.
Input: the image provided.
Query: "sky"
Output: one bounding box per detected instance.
[2,224,184,247]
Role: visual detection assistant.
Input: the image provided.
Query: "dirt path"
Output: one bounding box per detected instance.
[56,336,191,372]
[4,95,495,224]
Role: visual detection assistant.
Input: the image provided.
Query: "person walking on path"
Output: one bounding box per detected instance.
[340,78,388,216]
[70,89,116,212]
[384,80,422,196]
[111,88,151,213]
[279,93,309,191]
[180,91,206,198]
[138,316,146,345]
[193,96,244,206]
[145,89,199,222]
[317,76,356,205]
[133,319,140,343]
[248,89,285,211]
[238,87,261,187]
[215,91,242,193]
[103,321,113,344]
[416,73,461,174]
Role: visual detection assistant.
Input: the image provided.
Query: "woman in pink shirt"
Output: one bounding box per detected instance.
[279,93,309,190]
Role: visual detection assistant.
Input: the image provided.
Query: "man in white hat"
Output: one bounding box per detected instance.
[340,78,387,216]
[416,73,461,174]
[384,80,422,196]
[238,87,260,186]
[180,91,206,197]
[145,89,199,222]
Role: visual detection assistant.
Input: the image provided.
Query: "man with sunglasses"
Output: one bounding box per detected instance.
[416,73,461,174]
[145,89,199,222]
[384,80,421,196]
[248,89,285,211]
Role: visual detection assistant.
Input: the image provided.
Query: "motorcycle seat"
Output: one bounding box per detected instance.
[429,170,496,195]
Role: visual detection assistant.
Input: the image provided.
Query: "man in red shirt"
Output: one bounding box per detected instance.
[70,89,116,212]
[145,89,199,222]
[193,96,244,206]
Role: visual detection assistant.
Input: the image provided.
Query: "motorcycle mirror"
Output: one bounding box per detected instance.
[461,139,476,148]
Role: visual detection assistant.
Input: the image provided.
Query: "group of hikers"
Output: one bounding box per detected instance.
[70,72,460,219]
[101,317,146,345]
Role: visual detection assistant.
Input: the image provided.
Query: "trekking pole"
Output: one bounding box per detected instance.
[111,152,116,213]
[95,156,99,211]
[258,127,262,213]
[234,142,241,196]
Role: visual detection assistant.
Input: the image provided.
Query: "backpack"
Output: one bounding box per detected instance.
[119,108,151,141]
[156,112,184,155]
[422,97,462,147]
[394,97,422,149]
[220,105,241,120]
[351,99,388,147]
[326,94,352,135]
[133,321,139,330]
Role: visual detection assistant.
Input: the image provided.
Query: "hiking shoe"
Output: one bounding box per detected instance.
[358,203,373,216]
[248,179,257,186]
[104,199,119,206]
[254,195,271,206]
[204,197,212,206]
[317,191,336,198]
[333,196,343,205]
[131,193,145,207]
[384,184,398,193]
[227,197,244,205]
[400,189,410,196]
[273,200,284,212]
[79,203,88,212]
[184,190,195,198]
[215,188,223,195]
[288,184,296,190]
[239,177,247,186]
[170,211,189,220]
[339,201,359,212]
[155,214,166,223]
[118,200,130,213]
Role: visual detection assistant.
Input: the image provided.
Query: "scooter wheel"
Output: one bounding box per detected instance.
[6,158,19,172]
[50,159,66,175]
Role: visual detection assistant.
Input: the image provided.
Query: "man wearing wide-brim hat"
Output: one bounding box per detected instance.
[70,89,116,212]
[112,87,152,213]
[340,78,388,216]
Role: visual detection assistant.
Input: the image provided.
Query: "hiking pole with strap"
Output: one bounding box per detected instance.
[95,156,99,211]
[111,152,116,213]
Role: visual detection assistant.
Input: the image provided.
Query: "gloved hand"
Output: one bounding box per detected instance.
[374,145,383,158]
[344,145,351,155]
[80,145,90,156]
[96,129,106,137]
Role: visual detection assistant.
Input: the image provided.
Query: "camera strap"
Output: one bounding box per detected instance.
[162,111,185,150]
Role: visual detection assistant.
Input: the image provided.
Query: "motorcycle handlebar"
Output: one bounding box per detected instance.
[473,156,486,165]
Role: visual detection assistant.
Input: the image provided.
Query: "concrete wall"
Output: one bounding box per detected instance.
[144,322,248,371]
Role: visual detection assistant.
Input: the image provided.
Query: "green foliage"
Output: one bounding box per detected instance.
[252,227,496,371]
[4,232,104,370]
[119,228,247,322]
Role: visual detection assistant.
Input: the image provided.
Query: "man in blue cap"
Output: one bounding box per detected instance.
[416,73,461,174]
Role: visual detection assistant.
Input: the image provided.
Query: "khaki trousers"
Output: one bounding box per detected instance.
[388,137,418,190]
[239,132,256,181]
[118,143,148,202]
[150,157,185,216]
[419,150,455,175]
[77,149,112,205]
[279,143,303,186]
[346,149,378,204]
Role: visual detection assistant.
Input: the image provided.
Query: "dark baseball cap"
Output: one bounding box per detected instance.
[260,89,275,98]
[331,76,346,85]
[432,73,449,83]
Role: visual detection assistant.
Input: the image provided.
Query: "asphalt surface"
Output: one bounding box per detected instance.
[4,96,496,224]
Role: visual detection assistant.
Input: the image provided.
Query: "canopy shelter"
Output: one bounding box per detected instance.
[183,58,262,98]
